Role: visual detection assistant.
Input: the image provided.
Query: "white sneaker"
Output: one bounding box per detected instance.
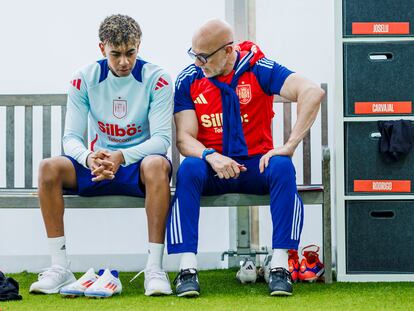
[60,268,100,297]
[236,258,257,284]
[29,265,76,294]
[84,269,122,298]
[262,255,272,283]
[130,268,172,296]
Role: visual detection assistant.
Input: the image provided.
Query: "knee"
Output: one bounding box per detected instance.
[38,158,62,188]
[267,156,296,180]
[177,157,207,183]
[141,155,170,184]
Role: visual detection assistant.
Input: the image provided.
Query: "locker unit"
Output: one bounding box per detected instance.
[346,200,414,273]
[343,42,414,117]
[343,0,414,37]
[345,121,414,195]
[335,0,414,281]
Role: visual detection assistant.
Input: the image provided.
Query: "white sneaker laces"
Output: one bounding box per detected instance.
[38,266,68,281]
[130,269,168,283]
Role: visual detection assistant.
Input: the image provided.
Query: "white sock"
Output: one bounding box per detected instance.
[146,243,164,270]
[271,249,289,270]
[179,252,197,271]
[48,236,68,268]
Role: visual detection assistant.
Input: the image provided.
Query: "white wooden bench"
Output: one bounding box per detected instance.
[0,84,332,283]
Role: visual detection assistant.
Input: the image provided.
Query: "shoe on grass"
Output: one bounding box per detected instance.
[173,268,200,297]
[84,269,122,298]
[60,268,100,297]
[268,267,293,296]
[29,265,76,294]
[130,267,172,296]
[236,258,257,284]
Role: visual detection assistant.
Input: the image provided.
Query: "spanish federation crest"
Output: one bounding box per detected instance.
[236,84,252,105]
[113,99,127,119]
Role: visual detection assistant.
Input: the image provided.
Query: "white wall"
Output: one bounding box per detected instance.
[0,0,335,272]
[0,0,226,93]
[255,0,335,260]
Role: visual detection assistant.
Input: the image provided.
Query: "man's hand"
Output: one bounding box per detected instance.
[87,150,112,170]
[205,152,247,179]
[87,150,114,181]
[259,144,296,173]
[100,150,124,175]
[87,150,125,182]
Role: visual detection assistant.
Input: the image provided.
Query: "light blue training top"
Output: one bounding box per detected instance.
[63,58,173,167]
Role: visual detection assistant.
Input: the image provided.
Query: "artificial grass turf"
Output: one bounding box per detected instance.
[1,269,414,311]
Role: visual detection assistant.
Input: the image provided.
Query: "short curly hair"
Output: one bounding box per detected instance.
[99,14,142,46]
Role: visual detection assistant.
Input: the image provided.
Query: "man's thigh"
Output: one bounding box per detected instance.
[63,155,144,197]
[201,155,268,196]
[235,155,269,195]
[236,155,296,195]
[64,154,172,197]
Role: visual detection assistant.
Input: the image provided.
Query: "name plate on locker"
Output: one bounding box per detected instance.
[354,101,412,114]
[354,180,411,192]
[352,22,410,35]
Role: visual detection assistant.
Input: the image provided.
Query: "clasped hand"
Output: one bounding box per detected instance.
[87,150,125,182]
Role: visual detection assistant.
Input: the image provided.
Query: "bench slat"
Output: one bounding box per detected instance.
[283,102,291,144]
[171,120,180,187]
[303,131,311,185]
[61,105,66,155]
[25,106,33,188]
[321,83,328,146]
[43,106,51,159]
[6,106,14,188]
[0,94,67,107]
[0,188,323,208]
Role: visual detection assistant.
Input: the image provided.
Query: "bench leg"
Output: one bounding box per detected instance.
[322,147,333,283]
[227,206,255,267]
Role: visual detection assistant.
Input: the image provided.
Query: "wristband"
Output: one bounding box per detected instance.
[202,148,217,161]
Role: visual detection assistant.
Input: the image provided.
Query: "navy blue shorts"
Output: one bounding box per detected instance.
[64,155,172,197]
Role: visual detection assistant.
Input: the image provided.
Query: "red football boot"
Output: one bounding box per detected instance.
[298,244,324,282]
[288,249,299,283]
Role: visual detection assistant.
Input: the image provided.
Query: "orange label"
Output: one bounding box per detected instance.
[354,101,412,114]
[354,180,411,192]
[352,22,410,34]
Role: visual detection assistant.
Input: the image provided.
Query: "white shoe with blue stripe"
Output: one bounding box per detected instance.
[84,269,122,298]
[60,268,100,297]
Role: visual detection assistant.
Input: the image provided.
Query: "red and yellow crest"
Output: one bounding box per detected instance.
[236,84,252,105]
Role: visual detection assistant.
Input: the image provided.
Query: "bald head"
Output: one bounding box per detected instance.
[192,19,234,52]
[190,19,237,77]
